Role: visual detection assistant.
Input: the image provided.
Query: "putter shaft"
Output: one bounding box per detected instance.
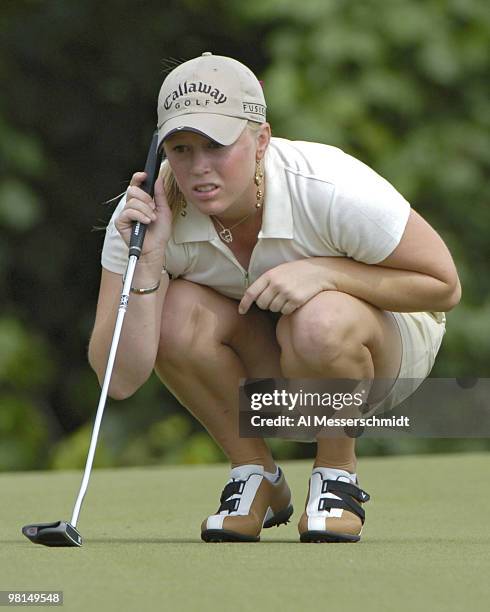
[70,255,138,527]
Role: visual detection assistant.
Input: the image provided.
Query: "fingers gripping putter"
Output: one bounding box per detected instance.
[22,132,163,547]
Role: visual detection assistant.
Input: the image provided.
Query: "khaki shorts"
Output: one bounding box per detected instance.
[274,310,447,441]
[372,311,447,414]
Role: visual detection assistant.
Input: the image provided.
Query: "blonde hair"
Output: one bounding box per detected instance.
[161,162,186,222]
[161,121,263,222]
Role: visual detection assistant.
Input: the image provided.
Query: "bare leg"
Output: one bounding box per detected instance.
[154,279,282,472]
[276,291,402,473]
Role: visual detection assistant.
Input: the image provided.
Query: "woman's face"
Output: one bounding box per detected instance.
[163,124,270,218]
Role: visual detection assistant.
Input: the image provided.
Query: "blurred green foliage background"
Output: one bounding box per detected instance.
[1,0,489,471]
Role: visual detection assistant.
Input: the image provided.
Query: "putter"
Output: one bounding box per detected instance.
[22,131,163,547]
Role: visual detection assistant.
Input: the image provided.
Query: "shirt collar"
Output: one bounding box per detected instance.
[259,141,294,239]
[172,198,214,244]
[172,138,294,245]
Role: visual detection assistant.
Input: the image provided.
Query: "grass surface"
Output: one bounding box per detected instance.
[1,453,489,612]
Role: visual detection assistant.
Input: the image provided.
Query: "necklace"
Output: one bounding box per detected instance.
[212,162,265,244]
[212,212,253,243]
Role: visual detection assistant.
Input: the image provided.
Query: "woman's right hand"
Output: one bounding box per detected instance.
[115,170,173,260]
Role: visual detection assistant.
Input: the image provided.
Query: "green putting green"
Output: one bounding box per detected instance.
[1,453,489,612]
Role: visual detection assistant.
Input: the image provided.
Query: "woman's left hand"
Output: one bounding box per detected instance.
[238,259,338,315]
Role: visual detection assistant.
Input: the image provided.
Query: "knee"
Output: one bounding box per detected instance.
[276,293,360,367]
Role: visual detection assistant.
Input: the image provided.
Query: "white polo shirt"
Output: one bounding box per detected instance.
[101,136,444,322]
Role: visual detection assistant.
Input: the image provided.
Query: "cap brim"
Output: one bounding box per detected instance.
[158,114,248,148]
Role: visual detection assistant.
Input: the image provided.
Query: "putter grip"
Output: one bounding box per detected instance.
[128,131,160,258]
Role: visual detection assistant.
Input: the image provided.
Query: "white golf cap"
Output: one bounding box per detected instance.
[157,52,266,148]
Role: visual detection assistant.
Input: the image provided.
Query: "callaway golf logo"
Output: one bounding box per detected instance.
[164,81,227,110]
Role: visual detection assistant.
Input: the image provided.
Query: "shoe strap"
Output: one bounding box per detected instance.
[219,498,240,513]
[219,480,244,503]
[321,479,370,503]
[216,465,278,515]
[317,479,370,524]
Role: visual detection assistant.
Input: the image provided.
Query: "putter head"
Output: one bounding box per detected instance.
[22,521,82,547]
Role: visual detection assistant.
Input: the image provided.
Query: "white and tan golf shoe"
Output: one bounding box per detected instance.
[298,467,370,543]
[201,464,293,542]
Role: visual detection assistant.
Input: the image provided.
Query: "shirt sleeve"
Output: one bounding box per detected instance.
[328,155,411,264]
[100,193,191,278]
[101,195,129,275]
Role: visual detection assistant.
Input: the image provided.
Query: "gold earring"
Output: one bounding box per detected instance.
[180,196,187,217]
[254,159,264,209]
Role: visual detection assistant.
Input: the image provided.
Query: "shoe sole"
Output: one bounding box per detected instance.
[201,529,259,543]
[300,530,360,543]
[263,504,294,529]
[201,505,294,543]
